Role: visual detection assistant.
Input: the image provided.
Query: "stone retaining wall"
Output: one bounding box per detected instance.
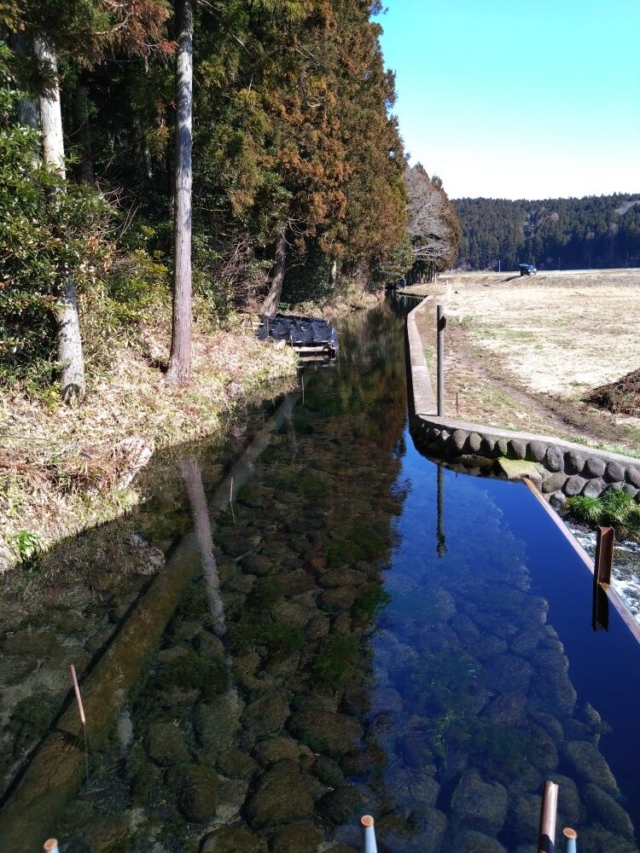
[406,298,640,504]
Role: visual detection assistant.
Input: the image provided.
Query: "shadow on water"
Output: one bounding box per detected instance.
[1,300,640,852]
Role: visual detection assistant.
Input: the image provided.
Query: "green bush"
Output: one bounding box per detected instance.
[568,489,640,539]
[0,46,113,391]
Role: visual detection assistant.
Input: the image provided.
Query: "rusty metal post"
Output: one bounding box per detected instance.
[437,305,445,416]
[537,780,559,853]
[562,828,577,853]
[592,573,609,632]
[595,526,614,586]
[361,815,378,853]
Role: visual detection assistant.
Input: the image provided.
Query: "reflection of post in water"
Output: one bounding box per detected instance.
[180,456,226,637]
[179,395,297,635]
[592,571,609,632]
[436,463,447,557]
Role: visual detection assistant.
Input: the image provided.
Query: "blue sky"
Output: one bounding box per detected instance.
[378,0,640,200]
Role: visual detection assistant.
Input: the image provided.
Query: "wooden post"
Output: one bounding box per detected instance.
[437,305,445,416]
[594,526,614,586]
[538,780,559,853]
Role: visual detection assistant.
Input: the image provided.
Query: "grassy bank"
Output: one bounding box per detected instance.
[0,324,298,574]
[0,280,385,575]
[408,269,640,456]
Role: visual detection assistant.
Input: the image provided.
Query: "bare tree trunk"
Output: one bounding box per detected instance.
[261,228,287,316]
[166,0,193,384]
[329,258,338,289]
[73,73,95,185]
[35,37,86,403]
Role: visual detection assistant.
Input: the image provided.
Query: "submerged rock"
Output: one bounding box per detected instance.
[194,693,243,752]
[562,740,619,794]
[409,806,448,852]
[241,691,290,739]
[583,782,635,839]
[169,764,218,823]
[245,759,314,827]
[253,736,314,768]
[200,826,265,853]
[319,783,366,824]
[451,769,508,835]
[454,829,508,853]
[287,707,363,758]
[146,722,189,766]
[269,822,323,853]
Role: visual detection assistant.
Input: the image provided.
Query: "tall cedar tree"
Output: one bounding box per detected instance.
[166,0,193,383]
[330,1,407,281]
[194,0,406,308]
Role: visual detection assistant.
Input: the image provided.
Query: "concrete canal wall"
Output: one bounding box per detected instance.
[406,298,640,504]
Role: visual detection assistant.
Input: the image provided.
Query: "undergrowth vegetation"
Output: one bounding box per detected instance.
[568,489,640,540]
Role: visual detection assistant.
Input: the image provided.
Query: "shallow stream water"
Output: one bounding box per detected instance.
[2,302,640,853]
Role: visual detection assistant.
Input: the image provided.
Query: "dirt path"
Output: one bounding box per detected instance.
[408,270,640,456]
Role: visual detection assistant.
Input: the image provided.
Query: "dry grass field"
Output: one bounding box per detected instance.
[409,269,640,456]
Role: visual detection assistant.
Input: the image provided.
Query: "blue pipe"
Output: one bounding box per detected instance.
[361,815,378,853]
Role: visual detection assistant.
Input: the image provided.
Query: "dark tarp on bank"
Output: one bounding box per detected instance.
[257,314,338,359]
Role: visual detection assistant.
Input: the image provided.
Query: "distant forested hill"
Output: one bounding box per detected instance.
[453,195,640,271]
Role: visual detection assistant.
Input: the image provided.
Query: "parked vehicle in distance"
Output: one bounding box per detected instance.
[519,263,537,276]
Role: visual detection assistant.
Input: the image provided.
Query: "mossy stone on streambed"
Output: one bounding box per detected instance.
[145,722,190,766]
[167,764,218,823]
[201,826,266,853]
[158,649,228,697]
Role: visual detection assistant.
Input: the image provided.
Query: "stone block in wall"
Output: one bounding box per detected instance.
[541,472,568,494]
[545,446,565,472]
[452,430,469,453]
[549,492,566,509]
[564,475,587,497]
[469,433,483,453]
[582,478,606,498]
[626,467,640,489]
[481,436,497,456]
[565,450,586,475]
[497,439,509,456]
[509,439,527,460]
[604,461,626,483]
[527,441,548,463]
[623,484,639,498]
[584,457,606,478]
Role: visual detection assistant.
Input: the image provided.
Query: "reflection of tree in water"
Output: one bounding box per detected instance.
[35,299,416,850]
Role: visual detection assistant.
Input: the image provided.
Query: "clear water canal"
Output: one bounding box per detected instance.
[1,302,640,853]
